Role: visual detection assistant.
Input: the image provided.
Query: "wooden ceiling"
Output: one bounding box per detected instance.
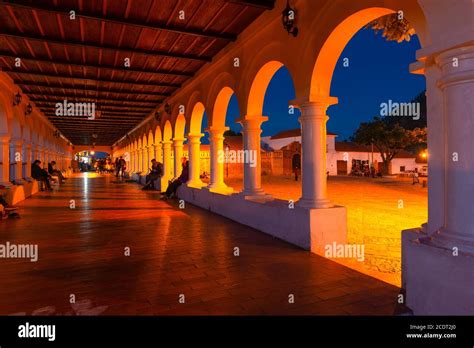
[0,0,275,145]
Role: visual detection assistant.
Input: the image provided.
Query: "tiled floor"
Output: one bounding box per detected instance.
[0,173,400,315]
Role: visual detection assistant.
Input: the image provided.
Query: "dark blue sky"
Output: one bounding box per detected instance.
[221,27,425,141]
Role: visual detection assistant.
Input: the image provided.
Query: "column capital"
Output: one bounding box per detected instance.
[436,46,474,90]
[173,137,186,144]
[206,126,229,135]
[187,133,204,142]
[236,116,268,130]
[162,140,173,146]
[0,134,10,143]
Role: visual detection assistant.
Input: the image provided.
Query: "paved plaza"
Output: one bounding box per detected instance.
[0,174,402,315]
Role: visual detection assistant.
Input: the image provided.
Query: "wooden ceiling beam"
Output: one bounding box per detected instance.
[4,69,180,88]
[225,0,275,10]
[29,95,162,104]
[0,32,212,62]
[19,84,171,97]
[29,97,156,106]
[0,53,194,78]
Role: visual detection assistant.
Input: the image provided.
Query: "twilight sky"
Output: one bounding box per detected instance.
[221,27,426,141]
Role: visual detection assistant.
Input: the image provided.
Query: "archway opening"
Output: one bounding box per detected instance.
[210,87,241,192]
[309,9,427,285]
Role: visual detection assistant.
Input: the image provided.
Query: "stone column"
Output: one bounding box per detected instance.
[297,98,337,209]
[162,141,173,179]
[142,147,148,173]
[148,144,155,164]
[0,135,11,186]
[11,139,24,184]
[435,46,474,249]
[173,138,185,178]
[238,116,268,197]
[154,142,163,163]
[187,133,204,188]
[207,126,232,194]
[137,149,142,172]
[25,143,32,179]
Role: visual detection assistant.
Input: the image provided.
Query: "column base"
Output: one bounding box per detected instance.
[241,188,273,202]
[187,180,206,189]
[13,179,25,185]
[402,227,474,314]
[430,228,474,253]
[297,197,334,209]
[208,183,234,195]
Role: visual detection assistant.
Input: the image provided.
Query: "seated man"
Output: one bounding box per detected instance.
[142,159,163,190]
[162,160,189,200]
[31,160,52,191]
[48,161,66,184]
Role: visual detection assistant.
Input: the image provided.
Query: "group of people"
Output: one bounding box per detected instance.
[31,160,67,191]
[140,157,189,200]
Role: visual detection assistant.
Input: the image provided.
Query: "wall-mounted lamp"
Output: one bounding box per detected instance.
[13,92,22,106]
[24,103,33,116]
[282,0,298,37]
[164,103,172,115]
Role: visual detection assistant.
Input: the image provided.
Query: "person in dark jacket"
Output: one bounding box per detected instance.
[31,160,52,191]
[48,161,65,184]
[162,160,189,199]
[142,159,163,190]
[292,152,301,181]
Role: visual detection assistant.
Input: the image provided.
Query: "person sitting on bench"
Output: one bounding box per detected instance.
[162,160,189,200]
[142,159,163,190]
[48,161,66,184]
[32,160,52,191]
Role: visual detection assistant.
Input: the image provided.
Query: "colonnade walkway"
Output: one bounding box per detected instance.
[0,173,401,315]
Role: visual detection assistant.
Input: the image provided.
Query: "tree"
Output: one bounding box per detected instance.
[366,13,416,43]
[351,117,426,174]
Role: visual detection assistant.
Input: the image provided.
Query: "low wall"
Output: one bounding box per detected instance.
[4,181,39,205]
[177,185,347,254]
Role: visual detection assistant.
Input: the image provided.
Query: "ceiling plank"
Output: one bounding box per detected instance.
[1,1,237,41]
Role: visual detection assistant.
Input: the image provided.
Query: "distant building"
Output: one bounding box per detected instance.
[262,129,422,175]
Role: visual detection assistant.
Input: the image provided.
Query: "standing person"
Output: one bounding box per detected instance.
[292,152,301,181]
[31,160,52,191]
[115,157,121,177]
[142,159,163,190]
[119,157,126,177]
[412,168,420,185]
